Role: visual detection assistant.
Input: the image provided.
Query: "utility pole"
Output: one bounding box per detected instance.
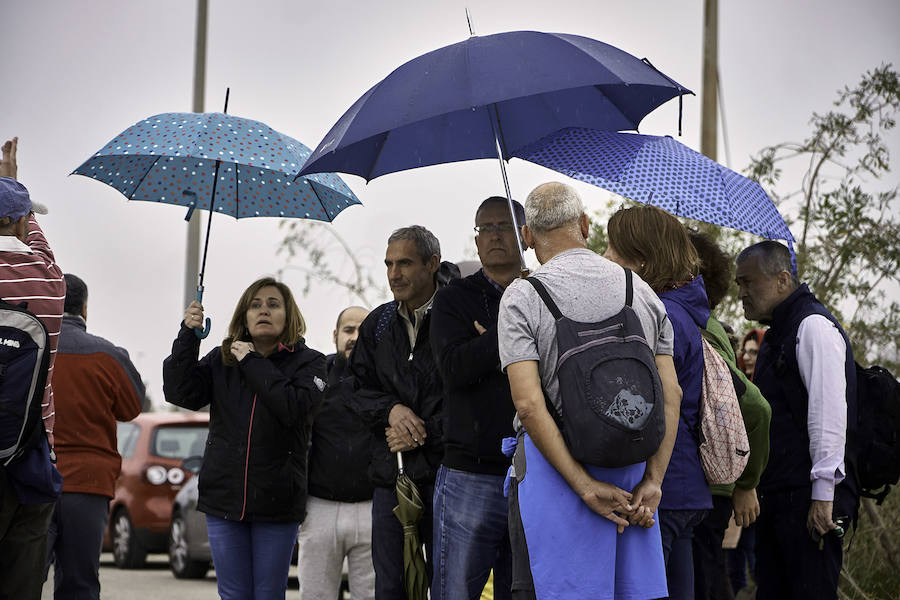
[701,0,718,161]
[184,0,207,310]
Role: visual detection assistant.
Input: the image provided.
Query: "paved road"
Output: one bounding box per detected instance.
[42,553,300,599]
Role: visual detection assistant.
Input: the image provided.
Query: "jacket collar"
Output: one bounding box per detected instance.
[0,235,32,254]
[769,283,813,328]
[62,314,87,331]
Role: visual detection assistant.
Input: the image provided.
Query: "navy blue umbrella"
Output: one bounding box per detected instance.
[298,30,690,270]
[514,127,795,244]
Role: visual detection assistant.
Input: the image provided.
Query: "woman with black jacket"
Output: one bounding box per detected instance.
[163,277,327,600]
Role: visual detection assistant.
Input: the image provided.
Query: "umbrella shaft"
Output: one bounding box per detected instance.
[197,159,222,289]
[489,104,528,273]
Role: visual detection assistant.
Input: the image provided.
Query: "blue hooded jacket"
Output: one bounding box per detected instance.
[658,275,713,511]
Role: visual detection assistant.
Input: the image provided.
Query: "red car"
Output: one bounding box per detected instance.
[103,411,209,568]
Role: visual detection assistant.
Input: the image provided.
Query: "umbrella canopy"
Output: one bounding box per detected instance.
[73,112,360,221]
[298,30,690,181]
[393,453,428,600]
[514,127,795,242]
[72,110,360,337]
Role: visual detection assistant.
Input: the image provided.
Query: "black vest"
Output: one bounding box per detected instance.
[754,284,858,498]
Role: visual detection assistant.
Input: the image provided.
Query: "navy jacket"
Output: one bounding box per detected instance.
[754,284,858,507]
[163,325,327,523]
[306,354,374,502]
[430,270,516,476]
[348,300,445,488]
[658,276,713,511]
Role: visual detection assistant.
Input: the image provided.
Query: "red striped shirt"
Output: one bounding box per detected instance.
[0,216,65,445]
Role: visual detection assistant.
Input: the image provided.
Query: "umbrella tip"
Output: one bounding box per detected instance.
[465,7,476,36]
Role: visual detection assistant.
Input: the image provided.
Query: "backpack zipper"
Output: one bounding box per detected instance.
[558,335,649,367]
[576,324,623,337]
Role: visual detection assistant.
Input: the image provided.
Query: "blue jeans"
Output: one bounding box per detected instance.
[432,466,512,600]
[205,515,299,600]
[658,508,707,600]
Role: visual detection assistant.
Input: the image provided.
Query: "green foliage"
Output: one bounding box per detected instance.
[590,65,900,372]
[746,64,900,371]
[840,496,900,600]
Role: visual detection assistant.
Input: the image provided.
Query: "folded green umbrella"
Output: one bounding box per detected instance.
[393,452,429,600]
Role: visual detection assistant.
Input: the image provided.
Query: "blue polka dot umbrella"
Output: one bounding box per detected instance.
[72,109,361,337]
[514,127,795,245]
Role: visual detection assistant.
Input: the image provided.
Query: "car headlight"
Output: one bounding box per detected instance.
[146,465,168,485]
[167,467,185,485]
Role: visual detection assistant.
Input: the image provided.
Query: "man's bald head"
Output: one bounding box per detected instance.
[334,306,369,360]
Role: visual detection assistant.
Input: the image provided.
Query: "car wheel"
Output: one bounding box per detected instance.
[111,509,147,568]
[168,513,210,579]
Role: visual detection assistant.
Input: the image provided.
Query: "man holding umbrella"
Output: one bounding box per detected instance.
[349,225,457,599]
[429,197,526,600]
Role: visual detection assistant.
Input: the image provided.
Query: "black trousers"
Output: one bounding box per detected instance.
[692,494,735,600]
[0,470,55,600]
[46,492,111,600]
[507,469,536,600]
[371,484,434,600]
[755,487,846,600]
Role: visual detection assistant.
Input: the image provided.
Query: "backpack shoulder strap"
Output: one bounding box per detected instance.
[624,268,633,307]
[525,277,563,320]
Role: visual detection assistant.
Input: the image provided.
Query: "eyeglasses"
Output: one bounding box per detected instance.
[474,224,516,234]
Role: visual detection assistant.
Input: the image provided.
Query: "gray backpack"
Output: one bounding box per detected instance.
[526,269,665,467]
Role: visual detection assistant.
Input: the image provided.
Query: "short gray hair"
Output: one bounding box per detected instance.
[387,225,441,262]
[524,182,584,231]
[736,240,800,286]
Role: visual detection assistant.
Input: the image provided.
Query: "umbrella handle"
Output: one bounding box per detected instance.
[397,451,404,474]
[194,287,211,339]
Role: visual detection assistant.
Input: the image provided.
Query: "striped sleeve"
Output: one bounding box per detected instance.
[0,216,65,444]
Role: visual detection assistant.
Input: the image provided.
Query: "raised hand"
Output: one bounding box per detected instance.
[183,301,205,330]
[1,137,18,179]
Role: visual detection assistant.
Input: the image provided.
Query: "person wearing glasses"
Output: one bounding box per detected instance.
[429,197,527,599]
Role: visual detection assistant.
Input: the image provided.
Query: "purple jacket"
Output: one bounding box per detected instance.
[658,276,713,511]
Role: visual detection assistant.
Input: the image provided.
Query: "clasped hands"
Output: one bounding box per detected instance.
[385,404,426,452]
[578,476,662,534]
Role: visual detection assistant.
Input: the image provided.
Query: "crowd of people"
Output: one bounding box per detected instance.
[0,134,860,600]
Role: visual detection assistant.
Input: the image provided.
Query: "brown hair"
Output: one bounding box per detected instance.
[221,277,306,365]
[607,204,700,294]
[688,230,733,310]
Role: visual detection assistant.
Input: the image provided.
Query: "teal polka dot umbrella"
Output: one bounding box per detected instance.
[72,108,360,338]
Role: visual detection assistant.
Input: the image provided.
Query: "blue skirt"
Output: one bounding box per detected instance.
[517,433,668,600]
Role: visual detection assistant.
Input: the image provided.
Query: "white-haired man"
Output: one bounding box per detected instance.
[497,182,682,599]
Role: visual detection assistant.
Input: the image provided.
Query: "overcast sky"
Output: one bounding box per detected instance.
[2,0,898,406]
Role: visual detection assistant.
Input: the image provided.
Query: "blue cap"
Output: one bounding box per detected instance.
[0,177,47,220]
